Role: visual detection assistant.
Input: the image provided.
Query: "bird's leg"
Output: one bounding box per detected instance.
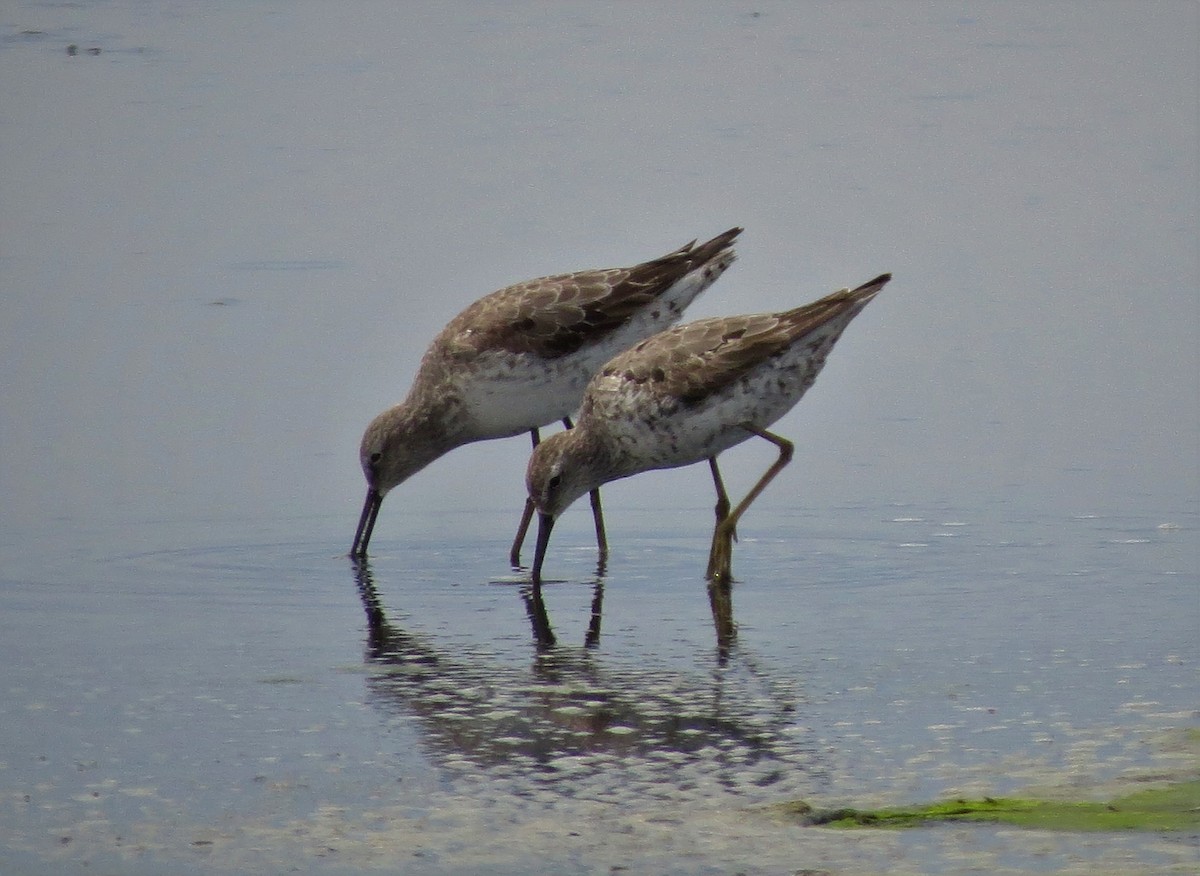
[708,457,737,542]
[509,428,541,568]
[588,489,609,562]
[705,426,795,584]
[705,465,737,659]
[564,416,609,564]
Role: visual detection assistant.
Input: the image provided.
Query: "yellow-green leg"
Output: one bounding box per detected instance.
[705,425,795,584]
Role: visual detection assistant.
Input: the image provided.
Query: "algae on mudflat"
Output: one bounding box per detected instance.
[775,780,1200,832]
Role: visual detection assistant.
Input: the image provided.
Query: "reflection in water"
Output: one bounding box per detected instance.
[522,562,729,657]
[520,581,604,650]
[516,548,609,649]
[708,578,735,659]
[350,560,825,805]
[522,582,557,648]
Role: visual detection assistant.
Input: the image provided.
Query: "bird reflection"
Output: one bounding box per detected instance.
[521,580,604,651]
[518,544,730,658]
[347,559,820,802]
[521,583,556,648]
[708,577,736,661]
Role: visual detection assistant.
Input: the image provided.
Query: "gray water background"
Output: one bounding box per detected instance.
[1,2,1196,874]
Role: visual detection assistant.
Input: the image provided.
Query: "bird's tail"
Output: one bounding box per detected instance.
[846,272,891,303]
[684,226,743,268]
[779,272,892,338]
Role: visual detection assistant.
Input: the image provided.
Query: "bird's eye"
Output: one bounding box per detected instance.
[370,452,382,464]
[547,473,562,492]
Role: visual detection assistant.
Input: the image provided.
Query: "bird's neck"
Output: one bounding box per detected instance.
[385,392,470,471]
[565,424,623,495]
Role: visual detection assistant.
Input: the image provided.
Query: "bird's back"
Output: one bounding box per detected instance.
[409,230,744,441]
[433,227,742,361]
[579,274,890,468]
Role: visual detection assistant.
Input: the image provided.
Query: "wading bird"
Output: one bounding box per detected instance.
[351,228,743,561]
[526,273,890,585]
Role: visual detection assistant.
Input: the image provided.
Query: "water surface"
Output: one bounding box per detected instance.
[2,2,1196,874]
[2,506,1194,874]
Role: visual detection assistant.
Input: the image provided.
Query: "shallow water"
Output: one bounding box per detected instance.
[2,506,1195,874]
[2,1,1197,873]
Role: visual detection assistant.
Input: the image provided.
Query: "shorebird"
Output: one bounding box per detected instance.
[351,228,743,561]
[526,273,891,586]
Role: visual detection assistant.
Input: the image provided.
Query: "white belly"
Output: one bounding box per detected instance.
[454,353,594,439]
[454,274,712,440]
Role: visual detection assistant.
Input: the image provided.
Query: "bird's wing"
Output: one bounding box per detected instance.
[441,228,742,359]
[595,274,891,405]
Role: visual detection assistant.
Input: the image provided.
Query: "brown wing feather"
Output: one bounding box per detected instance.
[599,312,792,404]
[442,228,742,359]
[599,273,891,404]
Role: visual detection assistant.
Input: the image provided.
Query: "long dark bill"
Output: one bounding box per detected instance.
[351,489,383,558]
[530,512,556,585]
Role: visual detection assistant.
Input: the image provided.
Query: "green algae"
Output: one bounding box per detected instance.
[775,780,1200,832]
[774,724,1200,832]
